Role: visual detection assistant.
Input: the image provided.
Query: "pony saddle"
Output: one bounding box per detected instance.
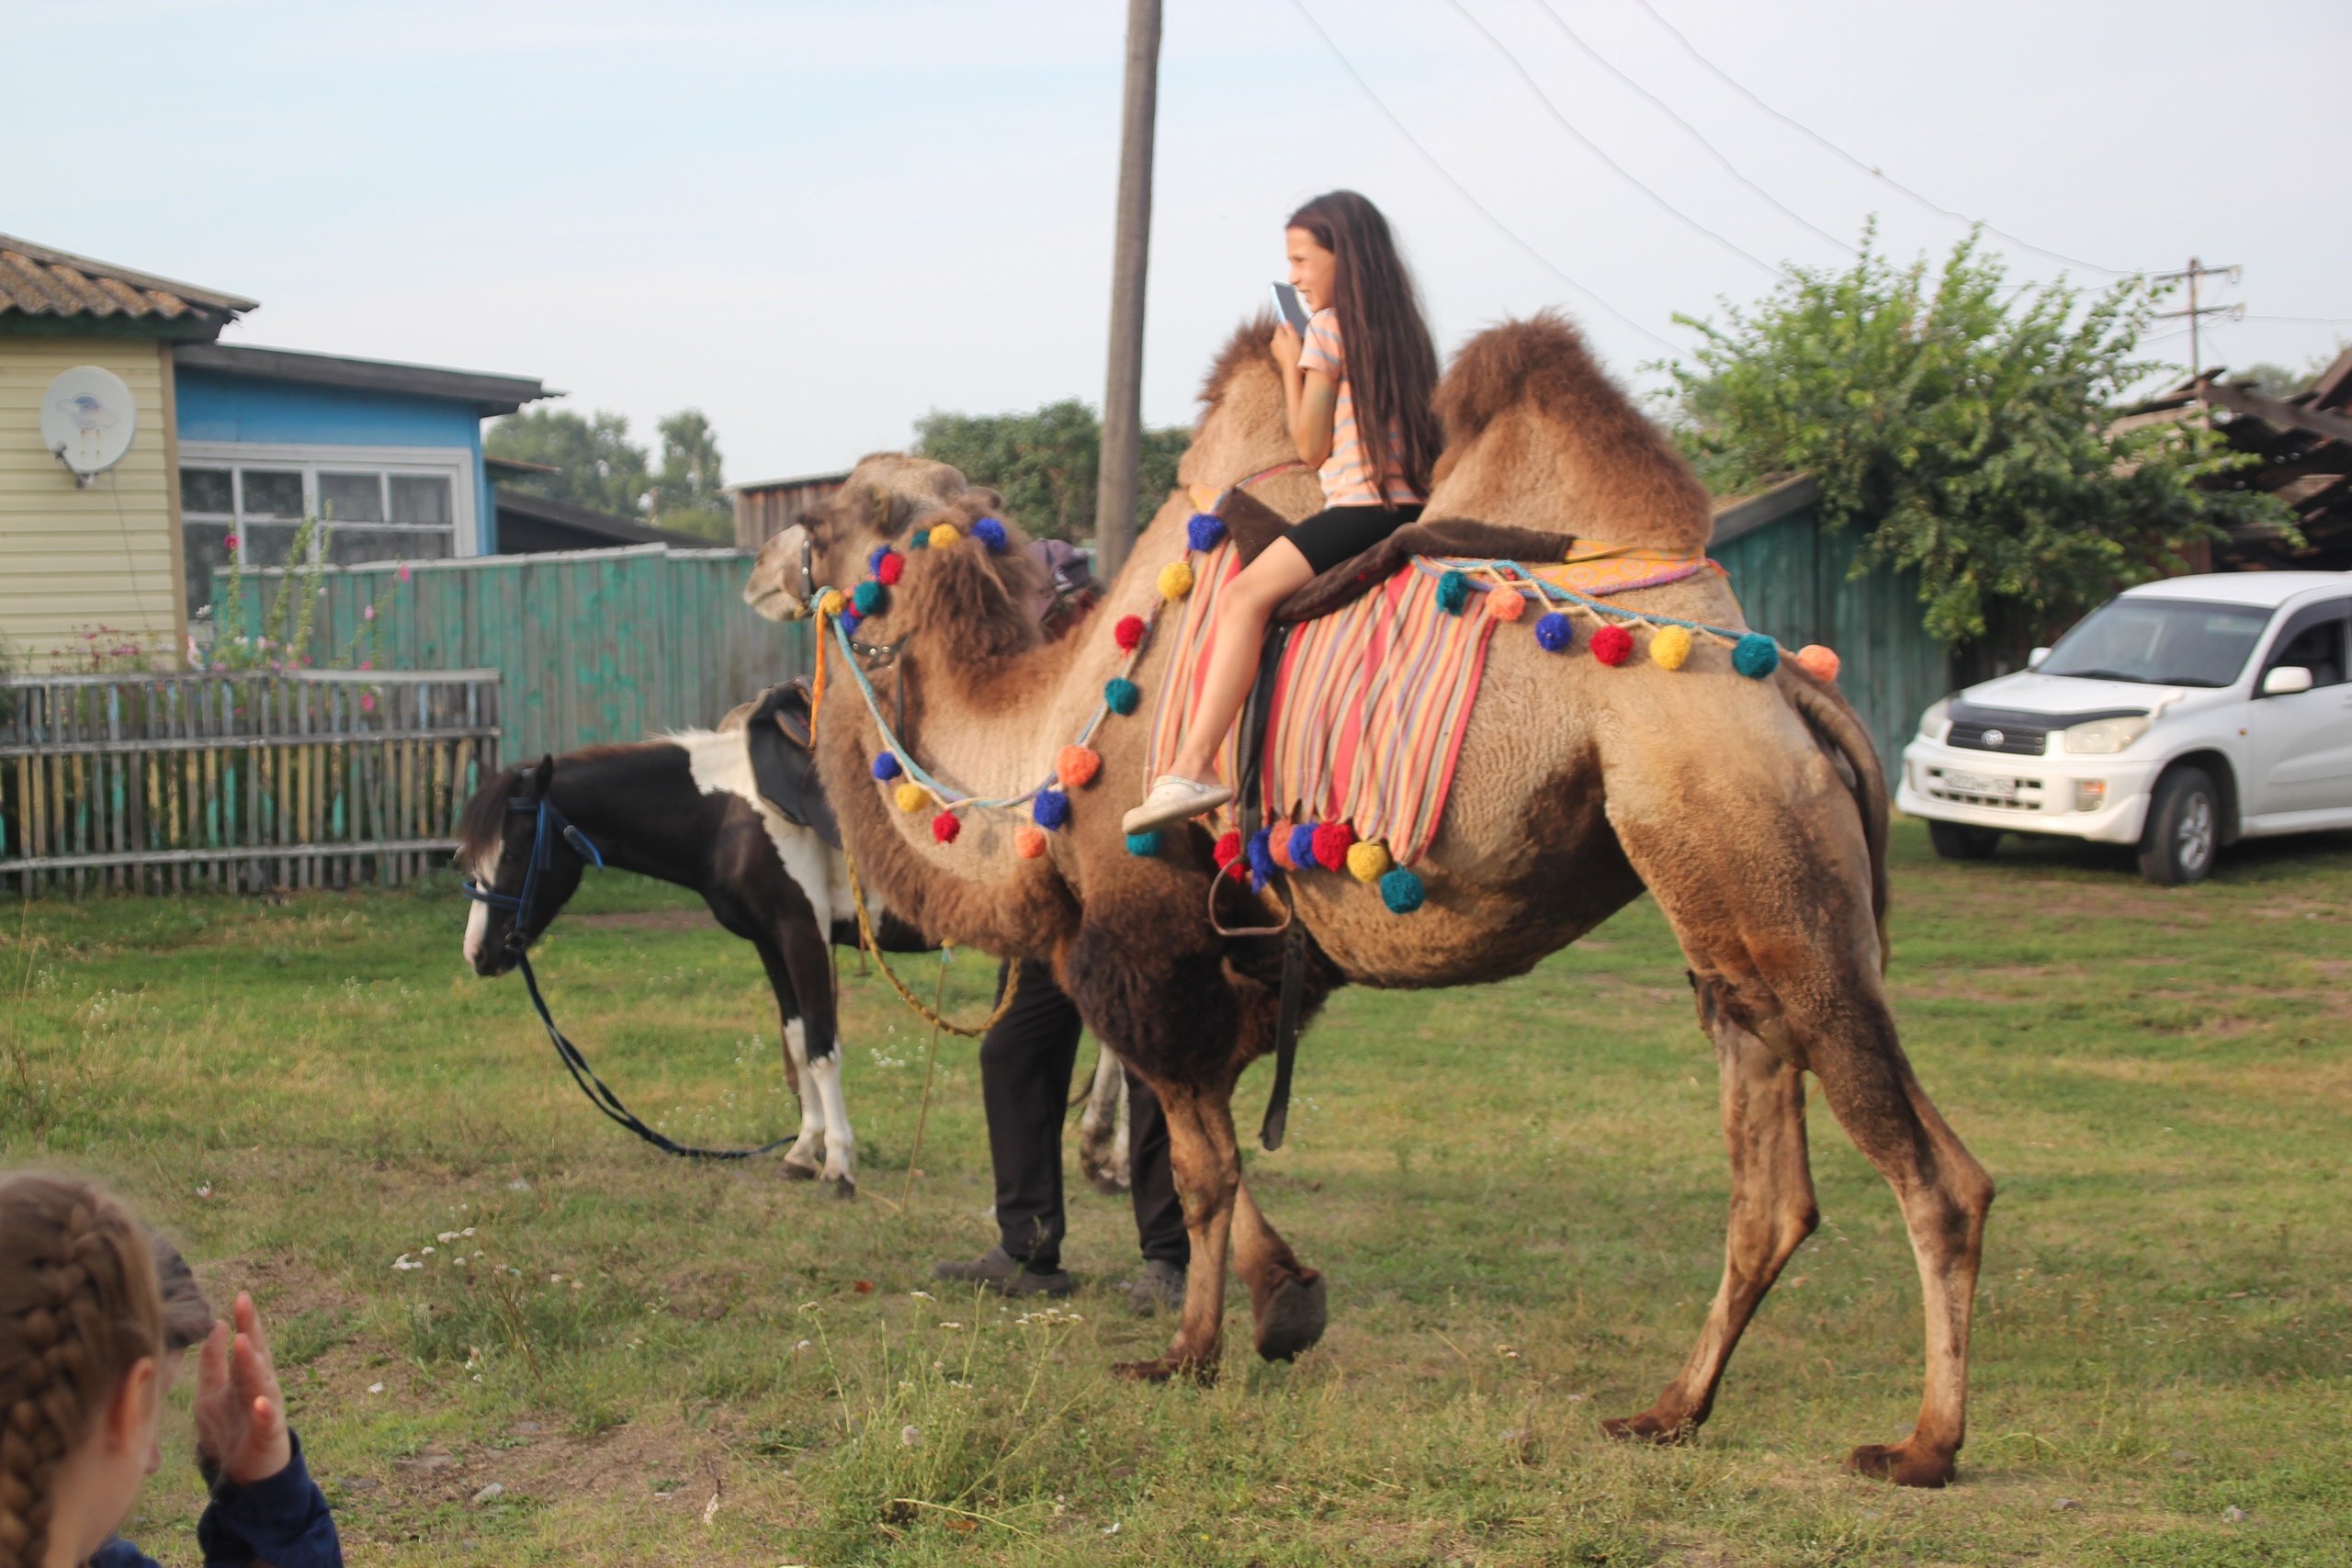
[743,679,841,847]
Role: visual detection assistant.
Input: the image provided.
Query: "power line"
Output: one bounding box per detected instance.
[1442,0,1786,280]
[1287,0,1683,355]
[2243,313,2352,326]
[1529,0,1858,258]
[1627,0,2137,277]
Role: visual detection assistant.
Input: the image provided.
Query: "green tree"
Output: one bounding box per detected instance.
[912,400,1192,542]
[486,409,650,517]
[650,408,732,543]
[1664,230,2290,655]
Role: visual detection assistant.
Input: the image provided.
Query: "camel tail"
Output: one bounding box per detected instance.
[1783,671,1891,969]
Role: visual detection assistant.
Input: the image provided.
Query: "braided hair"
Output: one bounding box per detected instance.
[0,1173,164,1568]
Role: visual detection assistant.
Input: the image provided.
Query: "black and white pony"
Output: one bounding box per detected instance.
[457,683,912,1196]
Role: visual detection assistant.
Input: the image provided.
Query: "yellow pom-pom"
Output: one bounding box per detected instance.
[894,781,928,813]
[816,588,845,618]
[1487,588,1526,622]
[1796,644,1842,682]
[1345,840,1391,884]
[1649,624,1693,671]
[927,523,961,549]
[1157,560,1194,600]
[1013,824,1047,859]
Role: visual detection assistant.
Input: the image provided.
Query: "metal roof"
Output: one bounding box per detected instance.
[175,342,552,416]
[0,233,255,337]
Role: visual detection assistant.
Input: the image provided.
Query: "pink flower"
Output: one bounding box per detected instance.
[360,694,376,713]
[362,604,376,620]
[396,565,412,582]
[223,534,239,549]
[357,660,373,671]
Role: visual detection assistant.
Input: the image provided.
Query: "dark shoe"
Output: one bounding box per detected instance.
[1127,1258,1186,1316]
[932,1247,1075,1298]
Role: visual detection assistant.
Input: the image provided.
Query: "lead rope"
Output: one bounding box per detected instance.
[899,950,953,1212]
[842,843,1022,1038]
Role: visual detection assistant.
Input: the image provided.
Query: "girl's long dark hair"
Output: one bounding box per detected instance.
[1286,190,1441,496]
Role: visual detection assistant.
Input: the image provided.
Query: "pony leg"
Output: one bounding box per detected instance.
[774,921,856,1197]
[1114,1078,1238,1382]
[780,1019,826,1180]
[1604,976,1815,1443]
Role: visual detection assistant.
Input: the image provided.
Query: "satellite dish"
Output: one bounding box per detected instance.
[40,366,138,485]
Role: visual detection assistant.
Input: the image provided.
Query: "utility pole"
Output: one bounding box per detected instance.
[1092,0,1161,581]
[2154,256,2244,383]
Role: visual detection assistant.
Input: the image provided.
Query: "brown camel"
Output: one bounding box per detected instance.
[741,313,1993,1488]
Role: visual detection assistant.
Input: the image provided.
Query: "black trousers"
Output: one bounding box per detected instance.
[980,963,1188,1271]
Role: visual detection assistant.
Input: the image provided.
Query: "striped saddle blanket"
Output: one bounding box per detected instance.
[1144,540,1714,866]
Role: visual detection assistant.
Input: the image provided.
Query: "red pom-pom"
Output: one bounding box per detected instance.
[1311,820,1356,872]
[932,810,962,844]
[1114,614,1147,651]
[1591,624,1634,666]
[1213,829,1243,870]
[876,551,905,586]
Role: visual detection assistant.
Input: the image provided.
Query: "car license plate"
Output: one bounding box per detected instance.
[1942,770,2015,800]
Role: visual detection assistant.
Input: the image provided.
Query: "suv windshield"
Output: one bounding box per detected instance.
[2040,598,2274,687]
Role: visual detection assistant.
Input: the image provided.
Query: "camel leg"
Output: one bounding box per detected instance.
[1604,976,1815,1443]
[1233,1178,1326,1361]
[1113,1079,1238,1382]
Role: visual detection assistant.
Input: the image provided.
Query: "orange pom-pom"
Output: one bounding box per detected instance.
[1056,744,1102,788]
[1013,824,1047,859]
[1796,644,1842,682]
[1487,588,1525,622]
[1269,822,1299,871]
[932,811,961,845]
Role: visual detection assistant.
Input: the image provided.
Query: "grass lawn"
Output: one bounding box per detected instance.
[4,818,2347,1565]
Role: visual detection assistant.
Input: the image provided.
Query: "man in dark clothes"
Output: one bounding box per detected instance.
[933,963,1189,1310]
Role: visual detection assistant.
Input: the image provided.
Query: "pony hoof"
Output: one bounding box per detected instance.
[822,1176,857,1201]
[1845,1441,1955,1489]
[1600,1411,1693,1446]
[1252,1269,1327,1361]
[1085,1172,1129,1197]
[780,1160,820,1182]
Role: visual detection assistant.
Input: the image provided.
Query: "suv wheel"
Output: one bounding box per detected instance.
[1928,820,2003,861]
[2139,767,2220,886]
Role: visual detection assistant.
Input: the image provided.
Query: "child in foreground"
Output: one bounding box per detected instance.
[0,1171,341,1568]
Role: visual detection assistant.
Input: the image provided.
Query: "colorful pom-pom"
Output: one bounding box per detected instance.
[932,810,962,844]
[1158,560,1194,601]
[1650,624,1693,671]
[1286,824,1318,870]
[907,528,928,550]
[872,751,902,781]
[815,587,845,618]
[866,545,892,574]
[1056,744,1102,788]
[853,580,887,615]
[972,516,1008,552]
[1345,840,1391,884]
[876,549,905,585]
[1591,624,1634,666]
[1733,633,1780,679]
[1104,676,1140,715]
[1032,789,1070,830]
[1312,820,1356,872]
[1534,612,1575,652]
[1114,614,1146,651]
[1435,570,1470,615]
[1796,643,1841,682]
[928,523,961,549]
[838,608,864,637]
[1214,829,1244,871]
[1270,825,1299,871]
[1487,588,1525,622]
[895,782,929,814]
[1246,829,1276,894]
[1186,513,1227,552]
[1125,830,1163,857]
[1378,866,1425,914]
[1013,824,1047,859]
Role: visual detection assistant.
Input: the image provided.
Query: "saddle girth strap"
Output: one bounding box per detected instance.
[1261,921,1307,1151]
[1237,621,1306,1152]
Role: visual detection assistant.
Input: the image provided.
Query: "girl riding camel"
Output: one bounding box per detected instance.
[1124,189,1442,837]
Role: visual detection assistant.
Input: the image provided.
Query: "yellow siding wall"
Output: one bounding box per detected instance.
[0,335,184,668]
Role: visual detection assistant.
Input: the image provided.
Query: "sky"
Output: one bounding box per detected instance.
[7,0,2348,486]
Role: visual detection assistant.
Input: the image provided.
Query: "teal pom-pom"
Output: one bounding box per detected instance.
[852,580,887,615]
[1378,866,1425,914]
[1104,676,1140,715]
[907,528,928,549]
[1436,570,1470,615]
[1732,634,1780,679]
[1125,829,1163,857]
[872,751,901,781]
[1535,612,1574,652]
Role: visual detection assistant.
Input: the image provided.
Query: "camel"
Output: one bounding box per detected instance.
[741,314,1993,1488]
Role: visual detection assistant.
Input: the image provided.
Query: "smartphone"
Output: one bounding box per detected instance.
[1270,281,1311,336]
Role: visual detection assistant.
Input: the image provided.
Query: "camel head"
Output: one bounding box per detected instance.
[744,453,975,622]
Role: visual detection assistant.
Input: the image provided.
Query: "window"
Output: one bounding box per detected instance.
[2039,598,2274,688]
[179,459,462,616]
[2262,603,2349,691]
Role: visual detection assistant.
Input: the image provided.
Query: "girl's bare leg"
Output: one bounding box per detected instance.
[1169,538,1315,783]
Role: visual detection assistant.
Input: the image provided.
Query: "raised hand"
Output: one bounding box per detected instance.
[193,1292,293,1485]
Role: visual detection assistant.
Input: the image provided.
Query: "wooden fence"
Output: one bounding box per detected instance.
[1,670,500,895]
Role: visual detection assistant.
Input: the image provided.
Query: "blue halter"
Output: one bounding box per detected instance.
[460,786,605,953]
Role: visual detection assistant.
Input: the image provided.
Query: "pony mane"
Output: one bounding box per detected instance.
[455,763,527,867]
[1200,311,1279,406]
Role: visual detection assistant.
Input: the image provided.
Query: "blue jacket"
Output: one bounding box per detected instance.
[88,1432,342,1568]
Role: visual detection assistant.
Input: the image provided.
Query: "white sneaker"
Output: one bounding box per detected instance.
[1121,774,1233,835]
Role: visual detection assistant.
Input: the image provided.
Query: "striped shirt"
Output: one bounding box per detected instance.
[1297,309,1422,507]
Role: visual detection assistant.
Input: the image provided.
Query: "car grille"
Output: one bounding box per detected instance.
[1922,768,2047,812]
[1946,722,2047,756]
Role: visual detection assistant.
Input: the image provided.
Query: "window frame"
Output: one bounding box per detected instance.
[2256,599,2352,695]
[176,441,481,567]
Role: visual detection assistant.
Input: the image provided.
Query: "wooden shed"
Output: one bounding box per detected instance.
[729,469,850,550]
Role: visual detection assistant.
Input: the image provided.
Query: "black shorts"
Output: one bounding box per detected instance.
[1283,503,1424,576]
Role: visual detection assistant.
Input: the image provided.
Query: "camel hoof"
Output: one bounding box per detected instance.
[1600,1411,1693,1446]
[822,1175,857,1201]
[780,1159,820,1182]
[1111,1356,1216,1386]
[1253,1269,1327,1362]
[1845,1441,1955,1489]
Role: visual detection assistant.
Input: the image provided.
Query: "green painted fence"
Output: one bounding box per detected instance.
[216,546,809,762]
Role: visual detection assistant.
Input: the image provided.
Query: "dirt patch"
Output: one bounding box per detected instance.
[575,909,720,932]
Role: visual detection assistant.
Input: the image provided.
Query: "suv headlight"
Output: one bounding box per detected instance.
[1917,698,1951,743]
[2062,715,2151,754]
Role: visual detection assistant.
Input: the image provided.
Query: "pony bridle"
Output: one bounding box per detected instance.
[459,782,605,956]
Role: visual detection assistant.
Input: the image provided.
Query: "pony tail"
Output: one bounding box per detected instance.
[0,1176,164,1568]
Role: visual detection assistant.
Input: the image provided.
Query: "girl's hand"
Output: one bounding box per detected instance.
[1270,321,1303,374]
[194,1292,293,1486]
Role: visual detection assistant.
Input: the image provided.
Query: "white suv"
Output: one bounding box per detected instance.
[1898,572,2352,885]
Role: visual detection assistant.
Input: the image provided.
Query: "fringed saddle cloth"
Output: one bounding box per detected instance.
[1145,540,1719,866]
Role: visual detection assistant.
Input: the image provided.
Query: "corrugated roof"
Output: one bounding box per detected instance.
[175,343,550,416]
[0,232,255,335]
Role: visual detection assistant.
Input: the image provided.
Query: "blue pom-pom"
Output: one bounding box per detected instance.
[839,608,864,637]
[1247,828,1276,893]
[872,751,901,781]
[1125,829,1163,857]
[1535,612,1575,652]
[1379,866,1425,914]
[1186,513,1227,552]
[1033,789,1070,830]
[973,516,1008,552]
[1286,824,1317,867]
[1436,570,1470,615]
[1104,676,1140,715]
[853,580,887,615]
[1732,633,1780,679]
[866,544,891,573]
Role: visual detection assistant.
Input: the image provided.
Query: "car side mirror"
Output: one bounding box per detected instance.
[2027,647,2052,670]
[2262,665,2314,696]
